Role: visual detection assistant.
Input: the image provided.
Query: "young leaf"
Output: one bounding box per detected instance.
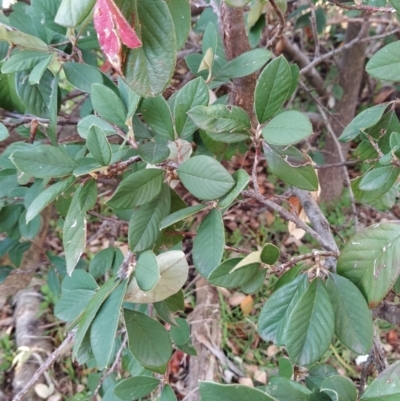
[26,176,76,223]
[91,280,127,369]
[90,83,127,127]
[10,145,78,178]
[218,48,271,79]
[258,274,308,343]
[337,222,400,308]
[339,104,387,142]
[177,155,235,200]
[78,179,97,212]
[286,278,335,366]
[187,104,251,143]
[174,77,210,139]
[360,360,400,400]
[366,41,400,82]
[123,0,176,97]
[199,382,275,401]
[321,376,357,401]
[124,309,172,372]
[262,111,313,146]
[128,185,171,252]
[125,250,189,303]
[135,251,160,291]
[107,169,164,210]
[86,125,112,166]
[160,204,207,230]
[326,273,373,355]
[218,169,250,209]
[114,376,160,401]
[261,243,280,265]
[141,95,174,140]
[55,0,96,27]
[63,187,86,275]
[255,55,292,123]
[193,209,224,277]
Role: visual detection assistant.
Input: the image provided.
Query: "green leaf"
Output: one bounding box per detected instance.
[160,204,207,230]
[169,317,190,346]
[107,169,164,210]
[306,365,339,391]
[0,266,13,285]
[29,55,53,85]
[224,0,251,5]
[63,187,86,275]
[264,145,319,191]
[78,178,97,212]
[258,274,308,343]
[366,42,400,82]
[135,251,160,291]
[124,309,172,372]
[286,278,335,366]
[54,0,96,27]
[0,26,48,51]
[188,104,251,143]
[166,0,190,50]
[0,122,9,141]
[241,268,266,294]
[339,104,387,142]
[77,115,116,139]
[15,70,56,118]
[90,83,127,127]
[161,384,177,401]
[218,48,271,79]
[326,273,373,354]
[164,289,184,313]
[174,77,210,139]
[26,176,76,223]
[123,0,176,97]
[266,376,312,401]
[154,301,178,326]
[261,243,280,265]
[389,0,400,12]
[321,375,357,401]
[64,62,108,93]
[72,278,119,360]
[89,248,115,279]
[118,77,141,119]
[91,280,127,369]
[141,95,174,140]
[218,169,250,209]
[193,208,224,277]
[114,376,160,401]
[262,111,313,146]
[54,270,98,322]
[208,258,260,288]
[360,360,400,400]
[31,0,65,34]
[125,250,189,303]
[199,381,275,401]
[278,358,293,379]
[1,51,51,74]
[255,55,292,123]
[177,155,235,200]
[128,184,171,252]
[19,211,41,239]
[86,125,112,166]
[359,166,399,191]
[337,222,400,308]
[11,145,78,178]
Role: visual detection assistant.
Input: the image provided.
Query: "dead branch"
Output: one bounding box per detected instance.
[266,0,285,49]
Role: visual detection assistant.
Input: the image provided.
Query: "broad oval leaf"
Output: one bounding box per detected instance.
[366,42,400,82]
[10,145,78,178]
[262,111,312,146]
[255,55,292,124]
[55,0,96,27]
[124,309,172,372]
[360,360,400,400]
[161,384,177,401]
[125,250,189,303]
[177,155,235,200]
[89,247,115,279]
[78,178,97,212]
[218,169,250,209]
[339,104,387,142]
[193,209,224,277]
[266,376,312,401]
[114,376,160,401]
[77,115,116,139]
[135,251,160,291]
[167,0,191,50]
[321,375,357,401]
[107,169,164,210]
[123,0,176,97]
[286,278,335,366]
[87,125,112,166]
[359,166,397,191]
[138,142,170,165]
[337,222,400,308]
[160,204,207,230]
[261,243,280,265]
[326,273,373,355]
[199,382,275,401]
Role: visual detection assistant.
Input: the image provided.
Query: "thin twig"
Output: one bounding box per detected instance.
[224,245,252,254]
[332,0,396,13]
[277,250,338,271]
[252,143,261,194]
[300,16,370,74]
[2,112,80,127]
[117,251,135,280]
[242,189,339,253]
[12,329,77,401]
[308,0,320,58]
[266,0,285,49]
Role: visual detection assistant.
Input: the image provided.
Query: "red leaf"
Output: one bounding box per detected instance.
[94,0,141,73]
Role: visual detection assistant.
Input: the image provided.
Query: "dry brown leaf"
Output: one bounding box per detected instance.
[240,295,253,316]
[228,292,246,306]
[238,377,254,387]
